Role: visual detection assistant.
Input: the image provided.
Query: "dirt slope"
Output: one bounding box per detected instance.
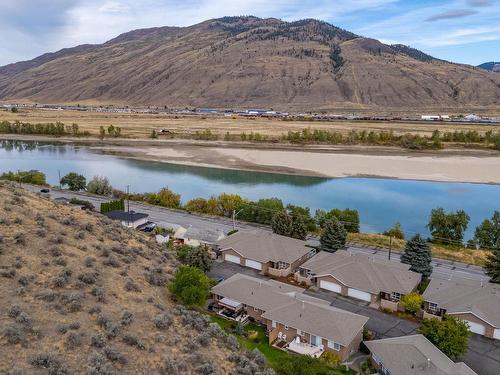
[0,16,499,110]
[0,182,264,374]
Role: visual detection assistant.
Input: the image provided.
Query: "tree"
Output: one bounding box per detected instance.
[168,266,212,307]
[320,217,347,252]
[271,210,308,240]
[150,129,158,139]
[176,245,213,272]
[272,210,294,237]
[383,222,405,240]
[419,316,470,359]
[87,176,113,196]
[146,188,181,208]
[427,208,470,245]
[474,211,500,249]
[316,208,360,233]
[400,234,433,278]
[484,250,500,283]
[60,172,86,191]
[99,126,106,140]
[238,197,284,225]
[400,292,423,315]
[287,204,316,232]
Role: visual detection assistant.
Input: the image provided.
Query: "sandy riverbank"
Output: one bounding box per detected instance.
[2,134,500,183]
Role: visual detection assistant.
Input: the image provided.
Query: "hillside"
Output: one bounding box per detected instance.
[478,62,500,73]
[0,182,263,374]
[0,16,499,110]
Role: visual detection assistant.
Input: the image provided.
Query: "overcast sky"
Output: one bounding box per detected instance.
[0,0,498,66]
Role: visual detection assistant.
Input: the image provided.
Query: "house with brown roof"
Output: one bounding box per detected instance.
[211,273,368,361]
[422,278,500,340]
[365,334,477,375]
[216,231,315,276]
[296,251,421,311]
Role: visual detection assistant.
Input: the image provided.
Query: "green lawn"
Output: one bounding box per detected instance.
[209,315,356,375]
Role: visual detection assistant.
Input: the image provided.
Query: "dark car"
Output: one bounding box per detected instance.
[140,222,157,232]
[40,188,50,193]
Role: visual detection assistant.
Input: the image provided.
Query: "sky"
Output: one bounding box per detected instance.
[0,0,498,66]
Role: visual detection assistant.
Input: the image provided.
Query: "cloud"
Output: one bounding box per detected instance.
[466,0,493,7]
[426,9,477,22]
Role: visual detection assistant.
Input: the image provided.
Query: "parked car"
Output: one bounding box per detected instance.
[140,222,157,232]
[40,188,50,193]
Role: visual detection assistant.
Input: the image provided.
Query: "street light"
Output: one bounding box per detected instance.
[232,209,244,231]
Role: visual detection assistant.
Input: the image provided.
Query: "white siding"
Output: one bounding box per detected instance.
[347,288,372,302]
[319,280,342,293]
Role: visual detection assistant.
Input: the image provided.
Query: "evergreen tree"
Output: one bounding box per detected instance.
[485,250,500,283]
[320,217,347,252]
[474,211,500,249]
[290,215,308,240]
[271,210,293,237]
[401,234,433,278]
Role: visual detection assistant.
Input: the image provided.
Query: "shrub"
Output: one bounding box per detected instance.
[168,266,212,307]
[78,272,99,284]
[31,353,68,375]
[62,292,84,313]
[8,304,22,318]
[103,346,127,364]
[90,333,107,348]
[153,313,173,330]
[65,332,84,349]
[122,334,145,349]
[87,176,113,196]
[400,292,424,315]
[320,351,341,367]
[419,316,470,359]
[85,257,96,267]
[86,351,114,375]
[91,287,106,303]
[14,232,26,245]
[120,311,134,326]
[145,268,168,286]
[124,278,141,292]
[4,324,24,345]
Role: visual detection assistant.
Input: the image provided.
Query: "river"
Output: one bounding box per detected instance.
[1,139,499,239]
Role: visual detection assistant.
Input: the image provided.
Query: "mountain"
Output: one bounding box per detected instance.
[0,16,499,110]
[478,62,500,73]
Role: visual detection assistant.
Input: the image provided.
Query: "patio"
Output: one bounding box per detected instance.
[286,337,324,358]
[215,297,249,323]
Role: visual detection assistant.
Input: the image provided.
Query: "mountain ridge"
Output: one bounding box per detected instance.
[478,62,500,73]
[0,16,499,110]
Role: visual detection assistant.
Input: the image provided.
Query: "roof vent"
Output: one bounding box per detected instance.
[427,358,431,368]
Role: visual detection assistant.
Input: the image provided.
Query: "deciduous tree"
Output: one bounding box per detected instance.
[419,316,470,359]
[427,208,470,245]
[86,176,113,196]
[168,266,212,307]
[60,172,86,191]
[474,211,500,249]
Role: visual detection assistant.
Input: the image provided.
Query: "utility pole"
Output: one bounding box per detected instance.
[388,236,393,260]
[58,170,62,191]
[17,169,21,188]
[126,184,130,214]
[232,209,244,231]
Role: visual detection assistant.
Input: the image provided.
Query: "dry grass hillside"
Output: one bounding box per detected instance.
[0,16,499,110]
[0,182,268,374]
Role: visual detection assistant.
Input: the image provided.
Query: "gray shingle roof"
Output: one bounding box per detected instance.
[180,226,225,244]
[365,334,477,375]
[423,278,500,327]
[211,273,305,312]
[212,273,368,346]
[261,297,368,346]
[217,230,311,264]
[300,250,421,295]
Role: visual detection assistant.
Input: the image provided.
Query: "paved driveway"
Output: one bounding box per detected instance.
[208,261,499,375]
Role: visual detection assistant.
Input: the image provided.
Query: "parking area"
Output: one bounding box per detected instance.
[207,260,500,375]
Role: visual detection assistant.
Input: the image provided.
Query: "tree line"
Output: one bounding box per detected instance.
[0,120,89,137]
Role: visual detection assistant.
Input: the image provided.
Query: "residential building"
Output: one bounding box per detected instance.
[211,273,368,361]
[422,278,500,340]
[177,226,225,247]
[296,251,421,310]
[365,334,477,375]
[216,231,315,276]
[104,210,148,229]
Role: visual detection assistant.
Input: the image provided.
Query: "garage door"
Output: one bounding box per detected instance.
[347,288,372,302]
[464,320,486,336]
[494,329,500,340]
[319,280,342,293]
[245,259,262,270]
[225,254,241,264]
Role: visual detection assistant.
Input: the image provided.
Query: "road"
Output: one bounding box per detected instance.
[25,184,487,282]
[208,261,499,375]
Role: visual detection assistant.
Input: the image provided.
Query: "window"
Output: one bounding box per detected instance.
[428,302,438,312]
[391,292,401,301]
[327,340,341,351]
[272,320,277,328]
